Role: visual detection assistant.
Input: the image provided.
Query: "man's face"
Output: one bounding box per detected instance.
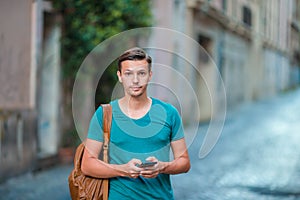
[117,59,152,98]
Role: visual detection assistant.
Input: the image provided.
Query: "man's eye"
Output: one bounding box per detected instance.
[124,72,132,76]
[138,72,146,76]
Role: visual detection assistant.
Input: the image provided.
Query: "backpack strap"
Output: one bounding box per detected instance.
[101,104,112,200]
[101,104,112,163]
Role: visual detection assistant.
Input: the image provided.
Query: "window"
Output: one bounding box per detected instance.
[242,6,252,27]
[198,34,212,64]
[222,0,227,12]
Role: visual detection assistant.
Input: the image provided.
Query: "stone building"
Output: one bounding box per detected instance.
[151,0,300,121]
[0,0,61,181]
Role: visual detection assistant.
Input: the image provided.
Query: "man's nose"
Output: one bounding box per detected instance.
[133,73,139,83]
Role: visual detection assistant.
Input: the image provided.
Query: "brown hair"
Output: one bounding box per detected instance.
[118,47,152,72]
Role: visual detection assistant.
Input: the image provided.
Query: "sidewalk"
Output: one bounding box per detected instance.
[0,164,72,200]
[1,88,300,200]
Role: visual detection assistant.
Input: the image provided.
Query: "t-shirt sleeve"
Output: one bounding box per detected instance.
[87,106,104,142]
[170,105,185,141]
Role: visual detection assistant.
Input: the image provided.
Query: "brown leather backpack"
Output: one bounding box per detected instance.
[68,104,112,200]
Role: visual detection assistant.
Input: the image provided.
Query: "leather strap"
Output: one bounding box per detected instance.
[101,104,112,200]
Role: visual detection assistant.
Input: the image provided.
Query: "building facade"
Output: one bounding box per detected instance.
[0,0,61,181]
[151,0,300,121]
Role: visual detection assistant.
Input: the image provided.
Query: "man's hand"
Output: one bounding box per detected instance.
[139,157,167,178]
[120,159,143,179]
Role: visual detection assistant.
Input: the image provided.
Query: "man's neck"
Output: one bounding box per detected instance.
[121,95,150,110]
[119,95,152,119]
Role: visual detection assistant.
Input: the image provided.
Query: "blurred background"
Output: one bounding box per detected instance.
[0,0,300,199]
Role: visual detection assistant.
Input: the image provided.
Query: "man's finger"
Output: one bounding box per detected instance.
[146,156,157,161]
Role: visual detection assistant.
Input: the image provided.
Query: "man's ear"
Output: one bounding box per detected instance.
[117,71,122,83]
[149,71,153,81]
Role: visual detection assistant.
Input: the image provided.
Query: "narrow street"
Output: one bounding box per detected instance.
[1,88,300,200]
[173,88,300,200]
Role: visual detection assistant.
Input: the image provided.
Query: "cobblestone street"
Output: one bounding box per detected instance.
[1,89,300,199]
[0,164,72,200]
[173,88,300,200]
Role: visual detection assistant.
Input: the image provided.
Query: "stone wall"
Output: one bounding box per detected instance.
[0,111,37,182]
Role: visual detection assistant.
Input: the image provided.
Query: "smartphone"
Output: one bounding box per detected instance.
[136,161,157,168]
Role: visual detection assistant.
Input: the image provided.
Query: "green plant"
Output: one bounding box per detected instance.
[52,0,153,147]
[53,0,152,81]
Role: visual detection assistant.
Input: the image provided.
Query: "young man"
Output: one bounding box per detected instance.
[82,47,190,199]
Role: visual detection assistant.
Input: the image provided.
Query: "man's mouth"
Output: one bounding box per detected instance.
[131,86,142,90]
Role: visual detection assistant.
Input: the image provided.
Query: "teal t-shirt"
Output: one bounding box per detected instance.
[87,97,184,200]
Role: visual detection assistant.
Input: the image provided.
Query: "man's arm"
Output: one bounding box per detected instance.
[81,139,142,178]
[160,138,190,174]
[140,138,190,178]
